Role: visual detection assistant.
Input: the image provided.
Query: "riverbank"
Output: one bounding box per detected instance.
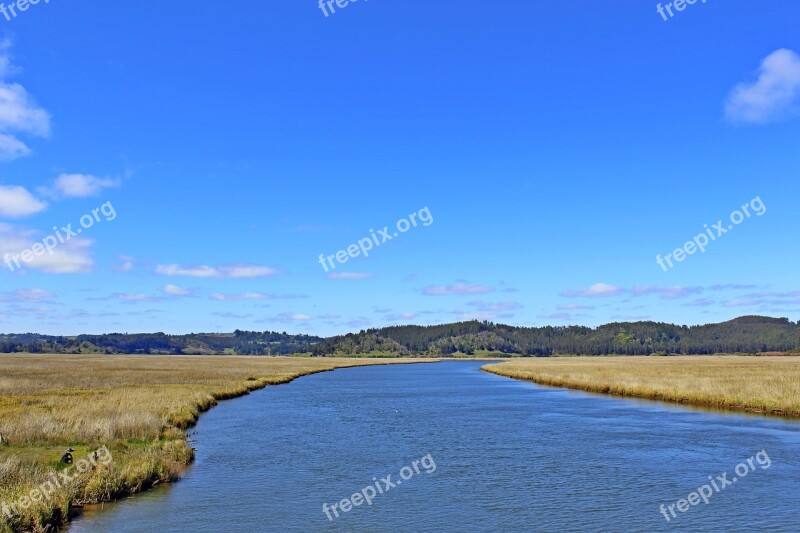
[0,355,434,533]
[483,356,800,418]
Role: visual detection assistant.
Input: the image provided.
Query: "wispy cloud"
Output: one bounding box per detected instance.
[725,49,800,124]
[0,288,55,303]
[212,311,253,319]
[210,292,268,301]
[164,284,192,297]
[327,272,373,280]
[423,282,493,296]
[113,256,135,272]
[630,285,703,300]
[224,265,280,278]
[467,300,523,312]
[344,318,371,329]
[610,314,651,321]
[42,173,120,198]
[208,292,306,301]
[723,290,800,308]
[709,284,759,291]
[156,263,280,278]
[684,297,715,307]
[561,283,624,298]
[562,283,703,300]
[257,312,312,323]
[384,311,419,321]
[114,293,158,302]
[537,312,576,321]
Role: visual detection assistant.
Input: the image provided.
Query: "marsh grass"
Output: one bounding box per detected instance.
[0,355,427,532]
[484,356,800,417]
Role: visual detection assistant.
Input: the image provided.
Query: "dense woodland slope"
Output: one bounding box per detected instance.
[1,316,799,356]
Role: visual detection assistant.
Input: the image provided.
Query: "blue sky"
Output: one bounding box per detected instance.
[1,0,799,336]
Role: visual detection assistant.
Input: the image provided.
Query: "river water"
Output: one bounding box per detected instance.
[68,361,800,532]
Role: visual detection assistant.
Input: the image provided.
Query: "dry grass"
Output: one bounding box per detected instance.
[0,355,429,532]
[484,356,800,417]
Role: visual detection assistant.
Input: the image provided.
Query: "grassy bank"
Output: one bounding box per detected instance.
[483,356,800,418]
[0,355,431,532]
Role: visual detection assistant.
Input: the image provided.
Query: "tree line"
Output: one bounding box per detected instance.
[2,316,799,356]
[313,316,800,356]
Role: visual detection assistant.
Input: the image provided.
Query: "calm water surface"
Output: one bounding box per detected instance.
[68,361,800,532]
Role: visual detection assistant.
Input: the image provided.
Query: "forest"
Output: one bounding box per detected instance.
[1,316,798,356]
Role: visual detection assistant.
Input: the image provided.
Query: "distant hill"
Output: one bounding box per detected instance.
[312,316,800,356]
[1,316,798,356]
[0,330,323,355]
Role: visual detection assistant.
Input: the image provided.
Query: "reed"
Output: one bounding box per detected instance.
[0,355,428,532]
[484,356,800,417]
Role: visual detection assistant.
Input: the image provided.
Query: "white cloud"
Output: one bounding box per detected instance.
[156,263,279,278]
[561,283,623,298]
[423,282,494,296]
[225,265,280,278]
[725,49,800,124]
[0,185,47,218]
[47,174,120,198]
[0,42,51,160]
[209,292,306,301]
[257,312,311,323]
[326,272,373,280]
[164,284,191,296]
[561,283,702,300]
[209,292,268,301]
[156,264,219,278]
[0,223,94,274]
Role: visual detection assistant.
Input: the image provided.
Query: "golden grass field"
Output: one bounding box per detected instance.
[0,355,430,533]
[484,356,800,417]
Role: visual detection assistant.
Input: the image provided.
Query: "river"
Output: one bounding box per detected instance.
[68,361,800,532]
